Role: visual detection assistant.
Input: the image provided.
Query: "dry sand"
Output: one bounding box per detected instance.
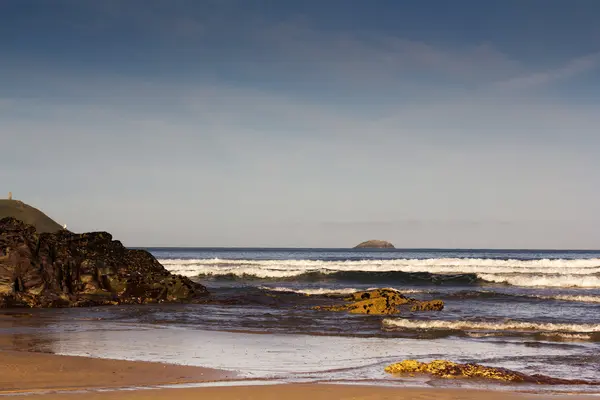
[0,349,594,399]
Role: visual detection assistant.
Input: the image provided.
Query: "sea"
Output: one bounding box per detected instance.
[3,248,600,393]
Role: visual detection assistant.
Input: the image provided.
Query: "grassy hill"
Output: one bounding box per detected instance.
[0,199,64,233]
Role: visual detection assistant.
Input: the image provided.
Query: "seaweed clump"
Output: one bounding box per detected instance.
[384,359,599,385]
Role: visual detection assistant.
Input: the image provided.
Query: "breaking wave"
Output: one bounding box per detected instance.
[539,294,600,303]
[382,318,600,333]
[445,290,600,304]
[259,287,600,304]
[195,270,480,285]
[478,274,600,288]
[538,333,594,342]
[259,287,360,296]
[159,257,600,288]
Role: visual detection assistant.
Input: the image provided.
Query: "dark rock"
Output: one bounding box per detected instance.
[0,217,208,308]
[353,240,395,249]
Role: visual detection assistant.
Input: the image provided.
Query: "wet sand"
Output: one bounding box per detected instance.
[0,316,596,399]
[0,348,592,400]
[5,383,592,400]
[0,350,232,394]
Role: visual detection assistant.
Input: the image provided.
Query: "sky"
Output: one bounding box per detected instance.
[1,0,600,248]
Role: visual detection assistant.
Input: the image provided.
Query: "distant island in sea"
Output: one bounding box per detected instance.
[354,240,395,249]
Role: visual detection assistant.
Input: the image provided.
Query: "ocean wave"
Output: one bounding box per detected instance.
[195,270,480,285]
[537,294,600,303]
[159,257,600,288]
[381,318,600,333]
[159,257,600,269]
[260,287,600,304]
[159,257,600,274]
[258,286,429,296]
[478,274,600,288]
[259,287,361,296]
[538,333,594,341]
[445,290,600,303]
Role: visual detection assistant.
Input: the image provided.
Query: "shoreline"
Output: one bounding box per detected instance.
[0,347,596,400]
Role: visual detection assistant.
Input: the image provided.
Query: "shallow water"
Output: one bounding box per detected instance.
[154,248,600,386]
[2,247,600,393]
[1,315,598,393]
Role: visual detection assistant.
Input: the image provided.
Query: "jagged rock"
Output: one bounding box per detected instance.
[384,359,598,385]
[313,289,414,315]
[0,217,208,308]
[410,299,444,311]
[353,240,395,249]
[312,289,445,315]
[345,289,405,302]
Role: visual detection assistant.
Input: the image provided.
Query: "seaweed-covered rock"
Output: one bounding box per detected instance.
[0,217,208,308]
[312,289,445,315]
[384,359,598,385]
[313,289,413,315]
[410,299,444,312]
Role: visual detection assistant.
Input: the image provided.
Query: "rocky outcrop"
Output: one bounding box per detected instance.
[384,359,598,385]
[312,289,444,315]
[353,240,395,249]
[410,299,444,312]
[0,217,208,308]
[314,289,412,314]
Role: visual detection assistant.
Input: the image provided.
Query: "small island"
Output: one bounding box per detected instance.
[353,240,395,249]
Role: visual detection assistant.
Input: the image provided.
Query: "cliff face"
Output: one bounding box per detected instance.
[0,217,208,308]
[354,240,395,249]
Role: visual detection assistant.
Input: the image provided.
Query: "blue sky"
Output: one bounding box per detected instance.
[1,1,600,248]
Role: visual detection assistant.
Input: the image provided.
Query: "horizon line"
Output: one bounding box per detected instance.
[133,246,600,252]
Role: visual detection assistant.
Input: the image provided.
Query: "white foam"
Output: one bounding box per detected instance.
[539,333,593,341]
[464,331,594,341]
[478,274,600,288]
[158,257,600,288]
[382,318,600,333]
[259,287,360,295]
[159,258,600,269]
[533,294,600,303]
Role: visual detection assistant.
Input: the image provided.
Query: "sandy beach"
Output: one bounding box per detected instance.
[0,349,232,394]
[6,384,592,400]
[0,348,593,400]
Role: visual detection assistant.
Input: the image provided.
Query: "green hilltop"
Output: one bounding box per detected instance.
[0,197,64,233]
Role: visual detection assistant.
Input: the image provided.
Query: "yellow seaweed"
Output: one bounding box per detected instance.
[384,359,525,382]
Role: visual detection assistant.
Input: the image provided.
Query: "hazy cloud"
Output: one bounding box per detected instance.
[2,1,600,247]
[492,52,600,90]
